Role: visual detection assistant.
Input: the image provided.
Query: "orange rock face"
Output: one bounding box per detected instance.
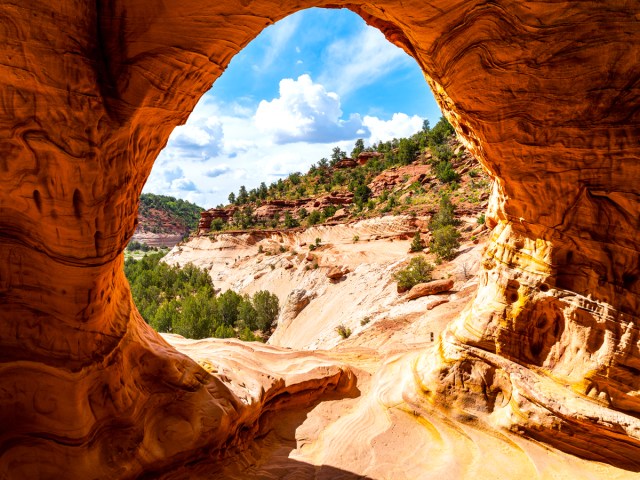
[1,0,639,477]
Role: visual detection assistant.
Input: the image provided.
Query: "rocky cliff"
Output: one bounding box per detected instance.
[1,1,639,478]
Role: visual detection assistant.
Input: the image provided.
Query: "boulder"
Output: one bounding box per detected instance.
[335,158,357,169]
[405,278,454,300]
[327,266,349,280]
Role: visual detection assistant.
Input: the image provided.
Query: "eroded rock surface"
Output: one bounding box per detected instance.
[1,0,639,477]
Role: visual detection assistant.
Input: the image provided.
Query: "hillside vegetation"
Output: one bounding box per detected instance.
[137,193,204,234]
[204,117,490,232]
[125,253,278,341]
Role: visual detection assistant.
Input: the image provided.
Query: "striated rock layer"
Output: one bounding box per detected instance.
[0,0,639,477]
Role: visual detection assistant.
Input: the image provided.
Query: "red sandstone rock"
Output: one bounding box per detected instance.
[327,266,349,280]
[405,279,454,300]
[335,158,357,169]
[357,151,381,166]
[426,298,449,310]
[368,165,430,197]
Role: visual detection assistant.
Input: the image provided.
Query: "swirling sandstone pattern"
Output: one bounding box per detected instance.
[0,0,639,477]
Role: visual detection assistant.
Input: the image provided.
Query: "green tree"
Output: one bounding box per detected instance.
[429,116,455,146]
[433,160,459,183]
[237,295,258,330]
[228,192,236,205]
[353,183,371,208]
[409,231,425,252]
[284,211,299,228]
[289,172,302,185]
[211,218,225,231]
[393,256,434,291]
[252,290,280,333]
[429,194,458,230]
[239,326,259,342]
[150,300,179,333]
[237,185,249,204]
[430,225,461,262]
[216,290,243,327]
[397,138,419,165]
[307,210,322,226]
[258,182,268,199]
[330,146,346,166]
[351,138,365,158]
[213,324,235,339]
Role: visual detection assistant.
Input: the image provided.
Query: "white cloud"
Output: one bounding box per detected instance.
[163,167,183,183]
[145,91,423,208]
[319,26,411,98]
[363,113,423,144]
[204,165,232,178]
[165,117,223,162]
[172,178,198,192]
[254,74,368,144]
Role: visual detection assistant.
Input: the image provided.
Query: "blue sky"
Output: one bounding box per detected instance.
[144,8,442,208]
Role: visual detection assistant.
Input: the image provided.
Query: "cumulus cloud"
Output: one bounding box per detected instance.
[204,165,232,178]
[165,117,223,162]
[255,74,368,144]
[163,167,184,183]
[319,26,412,98]
[363,113,424,144]
[172,179,199,192]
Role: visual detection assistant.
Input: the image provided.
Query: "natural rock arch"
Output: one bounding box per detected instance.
[1,1,639,477]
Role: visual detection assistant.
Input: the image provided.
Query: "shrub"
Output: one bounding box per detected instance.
[353,235,360,243]
[211,218,225,231]
[434,160,459,183]
[360,317,370,326]
[431,143,453,162]
[394,256,434,291]
[409,231,424,252]
[322,205,338,219]
[477,213,486,225]
[307,210,322,226]
[397,137,419,165]
[335,324,352,339]
[429,194,458,230]
[284,211,299,228]
[213,324,235,339]
[430,225,461,262]
[239,326,259,342]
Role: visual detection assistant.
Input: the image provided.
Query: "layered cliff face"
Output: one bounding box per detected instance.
[1,1,639,477]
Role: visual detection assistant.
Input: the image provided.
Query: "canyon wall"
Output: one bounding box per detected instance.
[0,0,638,477]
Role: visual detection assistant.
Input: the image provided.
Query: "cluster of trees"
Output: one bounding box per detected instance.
[214,116,460,232]
[126,240,153,252]
[125,253,279,341]
[139,193,203,232]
